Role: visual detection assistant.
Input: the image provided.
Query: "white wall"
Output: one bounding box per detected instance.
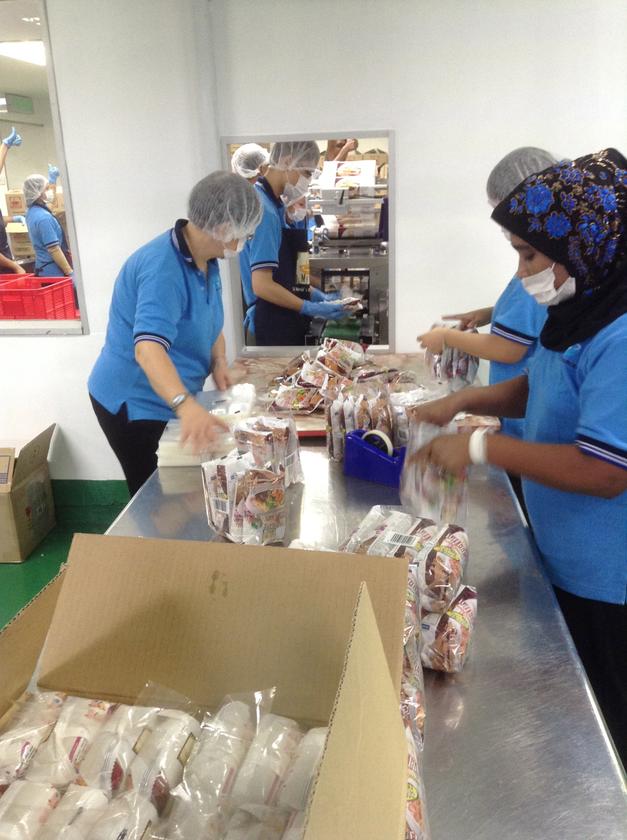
[209,0,627,352]
[0,0,222,478]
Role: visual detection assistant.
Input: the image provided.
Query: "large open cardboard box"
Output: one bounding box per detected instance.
[0,533,409,839]
[0,425,56,564]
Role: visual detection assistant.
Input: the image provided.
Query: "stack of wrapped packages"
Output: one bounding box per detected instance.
[0,688,329,839]
[201,416,303,545]
[423,319,479,392]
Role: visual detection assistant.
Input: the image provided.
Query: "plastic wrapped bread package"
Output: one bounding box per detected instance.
[400,422,468,526]
[0,780,60,839]
[165,700,257,840]
[421,586,478,673]
[24,698,116,789]
[77,705,160,796]
[36,784,109,840]
[281,809,307,840]
[234,417,304,487]
[223,803,290,840]
[125,710,200,815]
[413,525,469,614]
[84,792,157,840]
[277,727,327,812]
[230,715,302,808]
[403,724,430,840]
[0,693,67,794]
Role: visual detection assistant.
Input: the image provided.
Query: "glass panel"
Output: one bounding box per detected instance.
[0,0,84,335]
[225,133,391,352]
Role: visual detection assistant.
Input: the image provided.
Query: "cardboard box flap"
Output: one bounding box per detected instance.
[0,449,15,495]
[305,584,406,840]
[11,425,56,486]
[37,534,407,722]
[0,571,65,718]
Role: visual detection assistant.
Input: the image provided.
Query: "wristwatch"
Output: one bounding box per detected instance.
[170,392,189,412]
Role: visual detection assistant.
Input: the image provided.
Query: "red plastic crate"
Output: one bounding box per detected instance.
[0,273,35,284]
[0,276,77,320]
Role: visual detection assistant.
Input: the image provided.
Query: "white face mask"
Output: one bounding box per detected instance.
[521,263,577,305]
[45,189,54,202]
[281,173,310,206]
[222,239,245,259]
[287,205,307,222]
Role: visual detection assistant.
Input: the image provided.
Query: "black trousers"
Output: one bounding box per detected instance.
[554,586,627,769]
[90,395,167,497]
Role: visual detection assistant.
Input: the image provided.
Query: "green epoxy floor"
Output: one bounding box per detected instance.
[0,481,129,629]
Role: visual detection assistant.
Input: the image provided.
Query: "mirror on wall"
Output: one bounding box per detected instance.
[0,0,84,335]
[224,133,392,352]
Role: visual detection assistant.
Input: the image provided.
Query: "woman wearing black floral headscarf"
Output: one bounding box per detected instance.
[411,148,627,765]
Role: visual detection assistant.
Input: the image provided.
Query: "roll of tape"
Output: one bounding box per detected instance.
[362,429,394,457]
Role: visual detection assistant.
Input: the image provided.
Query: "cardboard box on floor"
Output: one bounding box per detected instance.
[0,533,409,839]
[0,425,56,564]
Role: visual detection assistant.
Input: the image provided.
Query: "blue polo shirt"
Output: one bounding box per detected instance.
[489,277,547,437]
[25,203,67,275]
[88,220,224,421]
[238,178,283,308]
[523,314,627,604]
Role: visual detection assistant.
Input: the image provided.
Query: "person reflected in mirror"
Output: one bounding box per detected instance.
[418,147,560,513]
[88,172,262,496]
[411,149,627,764]
[239,140,350,346]
[0,127,27,274]
[23,172,73,278]
[325,138,359,162]
[231,143,270,184]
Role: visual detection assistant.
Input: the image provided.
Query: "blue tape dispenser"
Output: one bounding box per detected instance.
[343,429,406,487]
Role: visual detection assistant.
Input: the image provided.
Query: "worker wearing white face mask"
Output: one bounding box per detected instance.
[418,147,559,442]
[411,149,627,765]
[23,169,73,278]
[238,140,350,345]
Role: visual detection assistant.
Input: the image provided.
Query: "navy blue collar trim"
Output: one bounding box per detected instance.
[257,177,283,210]
[171,219,194,263]
[171,219,218,269]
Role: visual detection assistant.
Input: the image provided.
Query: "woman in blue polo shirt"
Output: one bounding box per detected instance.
[89,172,262,496]
[418,147,557,438]
[23,173,73,277]
[239,141,348,344]
[411,149,627,763]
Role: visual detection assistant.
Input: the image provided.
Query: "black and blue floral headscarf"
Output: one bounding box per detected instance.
[492,148,627,351]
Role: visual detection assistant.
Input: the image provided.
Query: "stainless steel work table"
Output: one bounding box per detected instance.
[107,446,627,839]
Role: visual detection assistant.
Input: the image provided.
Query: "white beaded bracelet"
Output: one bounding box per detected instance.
[468,428,489,465]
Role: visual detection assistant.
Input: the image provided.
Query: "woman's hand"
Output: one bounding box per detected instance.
[211,356,233,391]
[409,395,461,427]
[177,398,228,453]
[417,327,449,354]
[212,356,232,391]
[412,433,472,478]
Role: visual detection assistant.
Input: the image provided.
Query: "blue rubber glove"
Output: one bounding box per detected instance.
[12,215,26,225]
[301,299,348,320]
[310,286,341,303]
[48,164,60,184]
[2,127,22,147]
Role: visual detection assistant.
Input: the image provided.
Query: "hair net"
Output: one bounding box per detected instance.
[268,140,320,171]
[486,147,560,204]
[188,171,262,242]
[231,143,270,179]
[23,174,48,206]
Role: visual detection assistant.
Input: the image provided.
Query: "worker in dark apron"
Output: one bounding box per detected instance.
[239,140,348,346]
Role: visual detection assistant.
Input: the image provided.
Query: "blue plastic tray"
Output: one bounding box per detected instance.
[343,430,406,487]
